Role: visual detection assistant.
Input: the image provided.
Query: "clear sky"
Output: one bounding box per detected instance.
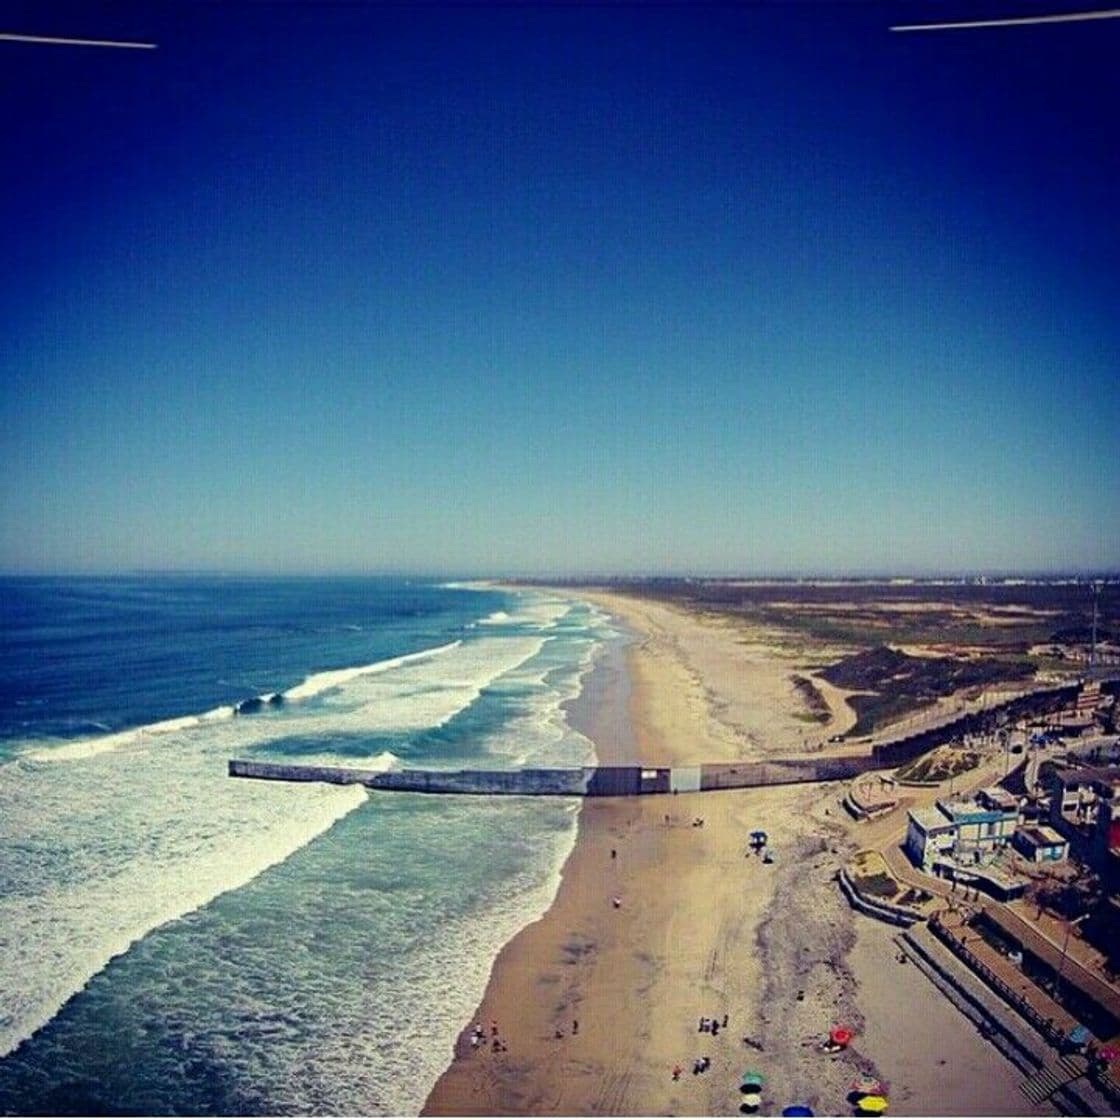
[2,1,1118,576]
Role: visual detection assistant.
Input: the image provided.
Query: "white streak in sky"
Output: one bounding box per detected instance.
[891,8,1120,31]
[0,32,157,49]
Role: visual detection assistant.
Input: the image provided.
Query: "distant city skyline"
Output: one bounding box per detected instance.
[3,2,1118,575]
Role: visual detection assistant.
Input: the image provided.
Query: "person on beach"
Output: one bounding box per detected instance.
[722,1013,729,1028]
[611,896,621,909]
[490,1019,498,1037]
[672,1064,682,1081]
[573,1019,579,1035]
[712,1021,720,1037]
[699,1017,709,1032]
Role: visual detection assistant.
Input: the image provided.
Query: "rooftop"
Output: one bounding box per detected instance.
[909,805,953,832]
[1051,762,1120,790]
[1017,825,1067,848]
[979,786,1019,811]
[938,797,1015,823]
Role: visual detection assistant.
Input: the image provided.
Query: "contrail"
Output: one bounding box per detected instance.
[0,32,157,49]
[891,8,1120,31]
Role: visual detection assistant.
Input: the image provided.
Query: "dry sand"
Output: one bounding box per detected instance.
[422,589,1046,1117]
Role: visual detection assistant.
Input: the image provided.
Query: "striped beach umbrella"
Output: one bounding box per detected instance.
[851,1074,884,1095]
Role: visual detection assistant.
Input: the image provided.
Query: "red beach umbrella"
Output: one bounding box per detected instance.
[829,1026,854,1047]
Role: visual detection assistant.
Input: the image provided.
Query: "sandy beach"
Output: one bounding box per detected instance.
[423,590,1051,1117]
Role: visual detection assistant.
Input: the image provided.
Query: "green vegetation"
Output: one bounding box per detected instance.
[818,646,1030,735]
[853,872,899,899]
[576,578,1119,654]
[896,747,982,783]
[789,674,830,723]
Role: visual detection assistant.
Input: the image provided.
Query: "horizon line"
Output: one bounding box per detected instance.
[1,569,1118,583]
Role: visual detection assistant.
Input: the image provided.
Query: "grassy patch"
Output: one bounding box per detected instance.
[896,746,982,783]
[790,673,830,723]
[818,646,1030,735]
[853,872,899,899]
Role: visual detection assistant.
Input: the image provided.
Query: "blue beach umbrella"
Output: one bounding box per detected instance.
[782,1106,814,1116]
[1068,1024,1090,1045]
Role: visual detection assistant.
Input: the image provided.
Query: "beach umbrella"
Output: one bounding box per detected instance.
[750,830,768,844]
[781,1106,814,1116]
[740,1092,763,1111]
[740,1071,765,1087]
[1068,1024,1090,1045]
[850,1074,884,1095]
[1096,1045,1119,1062]
[857,1095,889,1115]
[829,1026,854,1047]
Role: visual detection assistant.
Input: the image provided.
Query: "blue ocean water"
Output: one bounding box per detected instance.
[0,577,615,1115]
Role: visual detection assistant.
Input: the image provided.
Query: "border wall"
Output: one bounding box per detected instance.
[228,680,1098,798]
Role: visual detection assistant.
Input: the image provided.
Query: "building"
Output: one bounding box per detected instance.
[1013,824,1069,863]
[1045,763,1107,826]
[939,795,1019,862]
[1045,762,1120,830]
[904,792,1019,869]
[1092,777,1120,889]
[905,805,958,868]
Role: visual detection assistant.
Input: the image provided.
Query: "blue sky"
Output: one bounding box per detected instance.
[2,2,1117,575]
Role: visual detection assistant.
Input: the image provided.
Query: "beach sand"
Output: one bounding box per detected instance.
[422,590,1047,1117]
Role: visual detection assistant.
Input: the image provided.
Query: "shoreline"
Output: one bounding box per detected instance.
[422,598,642,1115]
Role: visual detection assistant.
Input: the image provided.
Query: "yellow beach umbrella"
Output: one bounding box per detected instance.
[859,1095,889,1114]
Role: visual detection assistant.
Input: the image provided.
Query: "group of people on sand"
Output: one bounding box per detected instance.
[699,1013,729,1035]
[468,1019,507,1054]
[670,1012,729,1080]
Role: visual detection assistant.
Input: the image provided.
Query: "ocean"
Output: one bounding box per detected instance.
[0,576,615,1115]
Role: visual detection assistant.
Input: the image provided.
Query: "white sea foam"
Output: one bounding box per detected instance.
[27,705,238,762]
[283,640,461,701]
[24,640,463,763]
[478,611,511,625]
[0,752,367,1061]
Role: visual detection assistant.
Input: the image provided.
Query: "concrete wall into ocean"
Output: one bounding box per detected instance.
[228,681,1100,798]
[227,758,866,795]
